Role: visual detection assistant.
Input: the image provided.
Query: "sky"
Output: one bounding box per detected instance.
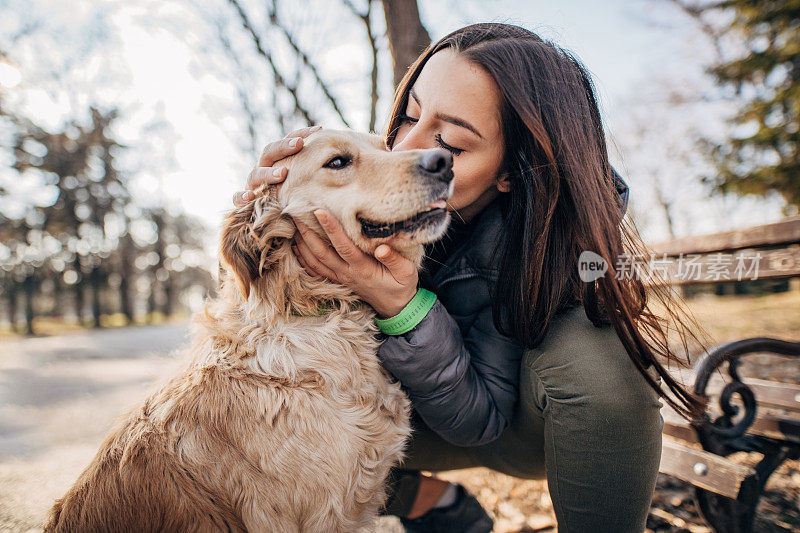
[1,0,789,247]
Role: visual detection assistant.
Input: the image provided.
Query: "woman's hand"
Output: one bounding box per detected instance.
[232,125,321,207]
[292,209,419,319]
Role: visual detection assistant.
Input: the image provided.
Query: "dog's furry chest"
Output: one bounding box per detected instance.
[166,316,413,529]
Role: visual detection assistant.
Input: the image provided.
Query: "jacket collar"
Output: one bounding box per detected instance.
[429,197,506,287]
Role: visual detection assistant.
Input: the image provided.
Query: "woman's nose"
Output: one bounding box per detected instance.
[392,125,432,152]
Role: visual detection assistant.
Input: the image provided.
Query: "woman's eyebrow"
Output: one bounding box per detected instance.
[410,88,484,140]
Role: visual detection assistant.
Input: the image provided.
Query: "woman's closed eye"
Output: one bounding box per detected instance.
[398,113,419,125]
[398,113,465,156]
[434,133,464,156]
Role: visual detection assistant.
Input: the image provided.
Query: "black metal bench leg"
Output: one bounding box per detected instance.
[690,337,800,532]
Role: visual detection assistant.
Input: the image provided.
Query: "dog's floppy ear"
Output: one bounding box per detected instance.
[220,212,261,300]
[220,186,292,299]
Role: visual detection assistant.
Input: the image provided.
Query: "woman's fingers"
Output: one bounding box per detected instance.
[374,244,416,284]
[258,137,303,168]
[258,125,321,167]
[245,166,287,191]
[293,239,337,281]
[286,125,322,139]
[234,125,322,207]
[234,166,281,206]
[293,244,316,276]
[312,209,365,266]
[232,191,250,208]
[293,219,349,272]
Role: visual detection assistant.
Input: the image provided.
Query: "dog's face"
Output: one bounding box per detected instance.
[221,130,453,299]
[280,130,454,252]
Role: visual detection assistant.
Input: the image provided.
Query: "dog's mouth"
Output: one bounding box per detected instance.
[359,200,449,239]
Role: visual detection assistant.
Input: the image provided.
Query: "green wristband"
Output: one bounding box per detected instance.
[375,288,437,335]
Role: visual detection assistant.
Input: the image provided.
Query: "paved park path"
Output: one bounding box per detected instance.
[0,323,190,532]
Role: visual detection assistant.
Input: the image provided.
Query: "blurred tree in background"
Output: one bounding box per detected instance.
[0,32,213,334]
[672,0,800,209]
[0,98,213,334]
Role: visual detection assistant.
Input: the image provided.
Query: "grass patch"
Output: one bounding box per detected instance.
[0,311,191,339]
[681,290,800,344]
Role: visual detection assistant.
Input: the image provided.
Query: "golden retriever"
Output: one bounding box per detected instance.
[44,130,454,532]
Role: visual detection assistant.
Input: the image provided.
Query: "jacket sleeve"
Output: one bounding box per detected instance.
[376,295,525,447]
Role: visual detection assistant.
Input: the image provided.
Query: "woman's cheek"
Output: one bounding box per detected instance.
[447,172,477,210]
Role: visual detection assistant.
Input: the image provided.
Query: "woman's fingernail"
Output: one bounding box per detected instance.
[313,210,327,225]
[288,137,301,148]
[273,167,283,178]
[310,125,322,132]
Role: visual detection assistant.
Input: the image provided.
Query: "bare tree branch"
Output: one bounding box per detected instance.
[268,0,351,128]
[343,0,379,131]
[271,78,288,133]
[1,16,42,51]
[340,0,363,15]
[227,0,315,126]
[214,19,260,155]
[653,180,677,239]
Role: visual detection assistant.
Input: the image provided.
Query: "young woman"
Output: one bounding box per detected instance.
[235,23,704,533]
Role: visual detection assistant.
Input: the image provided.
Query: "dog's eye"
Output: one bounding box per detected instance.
[323,155,351,170]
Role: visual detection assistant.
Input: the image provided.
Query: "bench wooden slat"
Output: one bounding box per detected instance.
[662,414,700,444]
[649,246,800,285]
[749,413,800,444]
[660,438,756,500]
[662,406,800,445]
[742,378,800,413]
[650,216,800,255]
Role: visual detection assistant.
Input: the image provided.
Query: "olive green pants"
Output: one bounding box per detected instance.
[382,307,664,533]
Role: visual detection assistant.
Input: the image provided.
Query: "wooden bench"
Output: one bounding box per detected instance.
[657,337,800,532]
[649,215,800,289]
[647,216,800,530]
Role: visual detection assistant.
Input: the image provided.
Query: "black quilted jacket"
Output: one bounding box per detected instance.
[376,198,524,447]
[375,172,630,447]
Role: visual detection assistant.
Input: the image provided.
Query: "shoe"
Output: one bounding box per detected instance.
[399,483,493,533]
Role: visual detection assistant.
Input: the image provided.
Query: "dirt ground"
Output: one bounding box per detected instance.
[1,291,798,532]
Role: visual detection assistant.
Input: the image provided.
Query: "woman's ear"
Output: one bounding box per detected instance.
[496,172,511,193]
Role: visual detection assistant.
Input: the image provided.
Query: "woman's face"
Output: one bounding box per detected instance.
[392,49,508,223]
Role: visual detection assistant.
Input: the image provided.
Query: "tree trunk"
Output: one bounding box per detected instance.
[147,274,160,323]
[6,288,18,333]
[163,278,175,318]
[118,275,133,324]
[72,256,85,324]
[23,275,35,335]
[118,235,135,324]
[654,182,677,240]
[90,267,103,328]
[380,0,431,87]
[51,278,64,319]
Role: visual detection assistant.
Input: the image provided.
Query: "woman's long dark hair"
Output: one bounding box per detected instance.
[386,23,708,420]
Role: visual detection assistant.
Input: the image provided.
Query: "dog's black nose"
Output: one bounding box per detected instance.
[417,149,453,182]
